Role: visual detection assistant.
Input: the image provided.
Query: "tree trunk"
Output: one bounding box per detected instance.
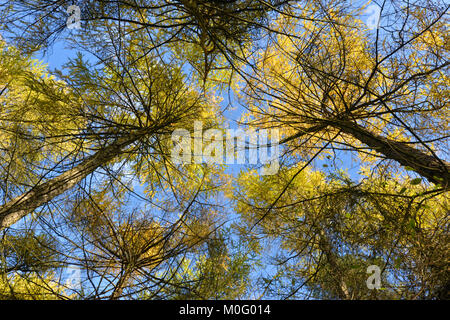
[0,134,141,230]
[327,120,449,187]
[110,268,132,300]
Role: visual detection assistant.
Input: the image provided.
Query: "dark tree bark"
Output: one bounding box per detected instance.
[327,120,450,187]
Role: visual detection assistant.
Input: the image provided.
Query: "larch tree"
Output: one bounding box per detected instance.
[0,0,448,300]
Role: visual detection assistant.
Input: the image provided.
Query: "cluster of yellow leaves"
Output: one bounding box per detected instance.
[239,3,448,168]
[233,162,448,253]
[0,273,68,300]
[0,43,85,170]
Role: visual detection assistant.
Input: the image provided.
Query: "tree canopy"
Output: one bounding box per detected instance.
[0,0,448,300]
